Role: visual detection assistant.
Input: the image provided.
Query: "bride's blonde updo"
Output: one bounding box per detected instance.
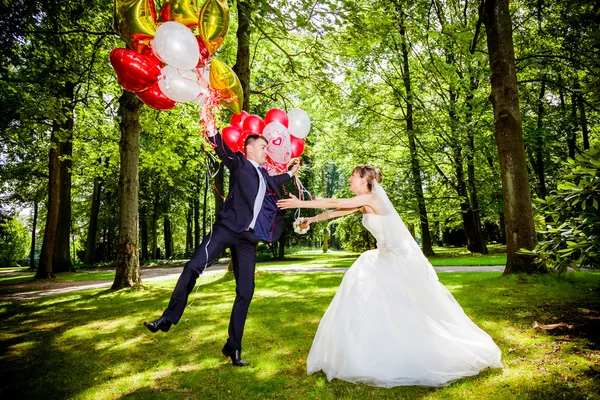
[352,165,382,191]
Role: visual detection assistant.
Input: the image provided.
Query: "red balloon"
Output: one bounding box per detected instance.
[222,126,242,150]
[290,135,305,158]
[158,1,171,22]
[242,115,265,134]
[136,83,176,111]
[110,48,161,93]
[265,108,289,128]
[140,45,163,68]
[230,110,249,129]
[237,132,251,154]
[195,36,211,68]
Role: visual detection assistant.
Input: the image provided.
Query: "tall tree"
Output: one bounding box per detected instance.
[112,91,142,289]
[481,0,539,273]
[396,4,434,256]
[84,172,103,264]
[36,122,61,279]
[52,82,75,272]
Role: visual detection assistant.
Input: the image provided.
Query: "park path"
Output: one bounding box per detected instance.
[0,264,504,302]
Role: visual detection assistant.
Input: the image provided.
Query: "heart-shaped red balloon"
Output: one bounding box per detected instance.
[110,48,162,93]
[290,135,305,158]
[265,108,289,128]
[222,125,242,150]
[230,110,249,129]
[136,83,176,111]
[242,115,265,134]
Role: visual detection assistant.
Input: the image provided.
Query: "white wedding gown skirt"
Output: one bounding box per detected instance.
[307,214,502,388]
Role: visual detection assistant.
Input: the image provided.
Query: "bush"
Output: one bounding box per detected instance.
[531,147,600,274]
[0,216,30,267]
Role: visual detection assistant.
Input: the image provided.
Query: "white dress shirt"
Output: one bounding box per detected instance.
[247,159,267,230]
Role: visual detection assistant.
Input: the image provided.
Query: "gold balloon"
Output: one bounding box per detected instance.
[114,0,157,52]
[210,58,243,114]
[198,0,230,55]
[158,0,199,28]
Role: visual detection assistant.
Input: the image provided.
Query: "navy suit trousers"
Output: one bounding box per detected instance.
[162,222,258,351]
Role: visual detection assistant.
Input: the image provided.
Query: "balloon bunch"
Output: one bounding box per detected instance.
[110,0,243,120]
[221,108,311,175]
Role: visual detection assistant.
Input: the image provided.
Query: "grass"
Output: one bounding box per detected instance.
[427,245,507,266]
[0,247,506,291]
[1,263,599,399]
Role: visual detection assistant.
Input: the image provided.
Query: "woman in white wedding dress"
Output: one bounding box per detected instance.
[278,165,502,388]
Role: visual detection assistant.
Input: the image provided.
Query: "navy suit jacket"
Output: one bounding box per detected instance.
[209,133,292,243]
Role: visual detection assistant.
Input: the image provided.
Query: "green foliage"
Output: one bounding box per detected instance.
[335,212,375,252]
[532,148,600,274]
[0,216,30,267]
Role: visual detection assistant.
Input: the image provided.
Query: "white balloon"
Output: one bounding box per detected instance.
[263,121,292,164]
[287,108,311,138]
[153,21,199,70]
[158,66,202,103]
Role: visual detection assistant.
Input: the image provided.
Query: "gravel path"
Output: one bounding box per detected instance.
[0,264,505,302]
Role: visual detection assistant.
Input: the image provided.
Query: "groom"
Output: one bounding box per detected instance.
[144,131,299,367]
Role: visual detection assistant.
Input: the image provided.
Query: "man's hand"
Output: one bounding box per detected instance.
[288,158,301,175]
[278,193,302,209]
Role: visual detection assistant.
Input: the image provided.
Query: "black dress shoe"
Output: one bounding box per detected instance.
[143,316,172,333]
[222,346,249,367]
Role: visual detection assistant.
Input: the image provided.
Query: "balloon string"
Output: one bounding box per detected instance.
[293,175,314,220]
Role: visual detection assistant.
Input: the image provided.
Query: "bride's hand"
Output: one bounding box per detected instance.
[278,194,301,209]
[299,218,311,229]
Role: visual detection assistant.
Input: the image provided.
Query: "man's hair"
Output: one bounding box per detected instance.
[244,134,268,151]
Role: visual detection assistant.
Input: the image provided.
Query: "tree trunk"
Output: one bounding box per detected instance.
[151,186,160,259]
[465,76,488,254]
[84,175,103,264]
[112,90,142,289]
[36,122,61,279]
[482,0,539,274]
[29,201,38,270]
[533,78,547,199]
[562,82,576,160]
[449,81,487,254]
[575,82,590,150]
[398,9,434,256]
[163,209,173,259]
[140,204,148,261]
[186,199,194,255]
[234,0,251,111]
[51,82,75,272]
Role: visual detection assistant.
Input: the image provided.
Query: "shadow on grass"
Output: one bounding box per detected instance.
[0,271,599,399]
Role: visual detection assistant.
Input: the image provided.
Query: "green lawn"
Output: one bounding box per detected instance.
[0,247,507,290]
[1,267,599,399]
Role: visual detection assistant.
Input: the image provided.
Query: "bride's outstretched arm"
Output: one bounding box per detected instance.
[278,193,374,210]
[298,208,358,229]
[308,208,357,223]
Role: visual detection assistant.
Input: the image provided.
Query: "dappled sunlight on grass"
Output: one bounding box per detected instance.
[0,269,598,399]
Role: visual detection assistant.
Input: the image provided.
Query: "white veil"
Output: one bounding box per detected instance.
[372,181,439,280]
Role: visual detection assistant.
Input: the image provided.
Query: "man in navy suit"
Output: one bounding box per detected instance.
[144,132,300,367]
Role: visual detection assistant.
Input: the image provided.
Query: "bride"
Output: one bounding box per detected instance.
[277,165,502,388]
